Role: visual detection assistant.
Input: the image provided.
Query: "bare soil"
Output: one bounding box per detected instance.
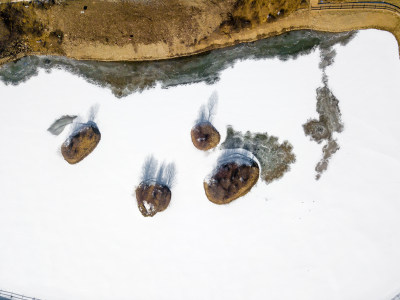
[1,0,399,65]
[0,0,236,61]
[0,0,306,63]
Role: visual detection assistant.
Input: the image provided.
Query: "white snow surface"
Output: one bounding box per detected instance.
[0,29,400,300]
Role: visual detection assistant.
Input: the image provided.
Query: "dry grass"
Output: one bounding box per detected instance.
[0,2,66,60]
[0,0,306,63]
[232,0,303,24]
[1,0,399,65]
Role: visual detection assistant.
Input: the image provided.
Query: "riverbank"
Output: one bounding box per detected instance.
[0,30,356,97]
[0,0,399,66]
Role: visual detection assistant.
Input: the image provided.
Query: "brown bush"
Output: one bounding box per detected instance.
[135,182,171,217]
[191,122,220,151]
[61,124,101,164]
[204,159,259,204]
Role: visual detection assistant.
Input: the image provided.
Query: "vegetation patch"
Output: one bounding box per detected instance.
[61,121,101,164]
[60,105,101,164]
[136,183,172,217]
[303,46,345,179]
[315,139,340,178]
[204,150,260,204]
[221,126,296,183]
[221,0,303,32]
[0,2,66,61]
[191,91,220,151]
[303,84,343,179]
[0,4,44,36]
[303,117,331,143]
[136,156,176,217]
[191,122,221,151]
[49,29,64,44]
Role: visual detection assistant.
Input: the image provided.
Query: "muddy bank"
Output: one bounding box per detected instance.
[0,0,399,66]
[0,30,356,97]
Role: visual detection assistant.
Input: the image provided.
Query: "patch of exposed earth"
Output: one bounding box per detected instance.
[0,0,305,64]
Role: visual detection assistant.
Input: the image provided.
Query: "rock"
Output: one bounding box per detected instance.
[135,182,172,217]
[204,157,259,204]
[191,122,220,151]
[61,122,101,164]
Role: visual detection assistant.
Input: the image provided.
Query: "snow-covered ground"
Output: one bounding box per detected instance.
[0,29,399,300]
